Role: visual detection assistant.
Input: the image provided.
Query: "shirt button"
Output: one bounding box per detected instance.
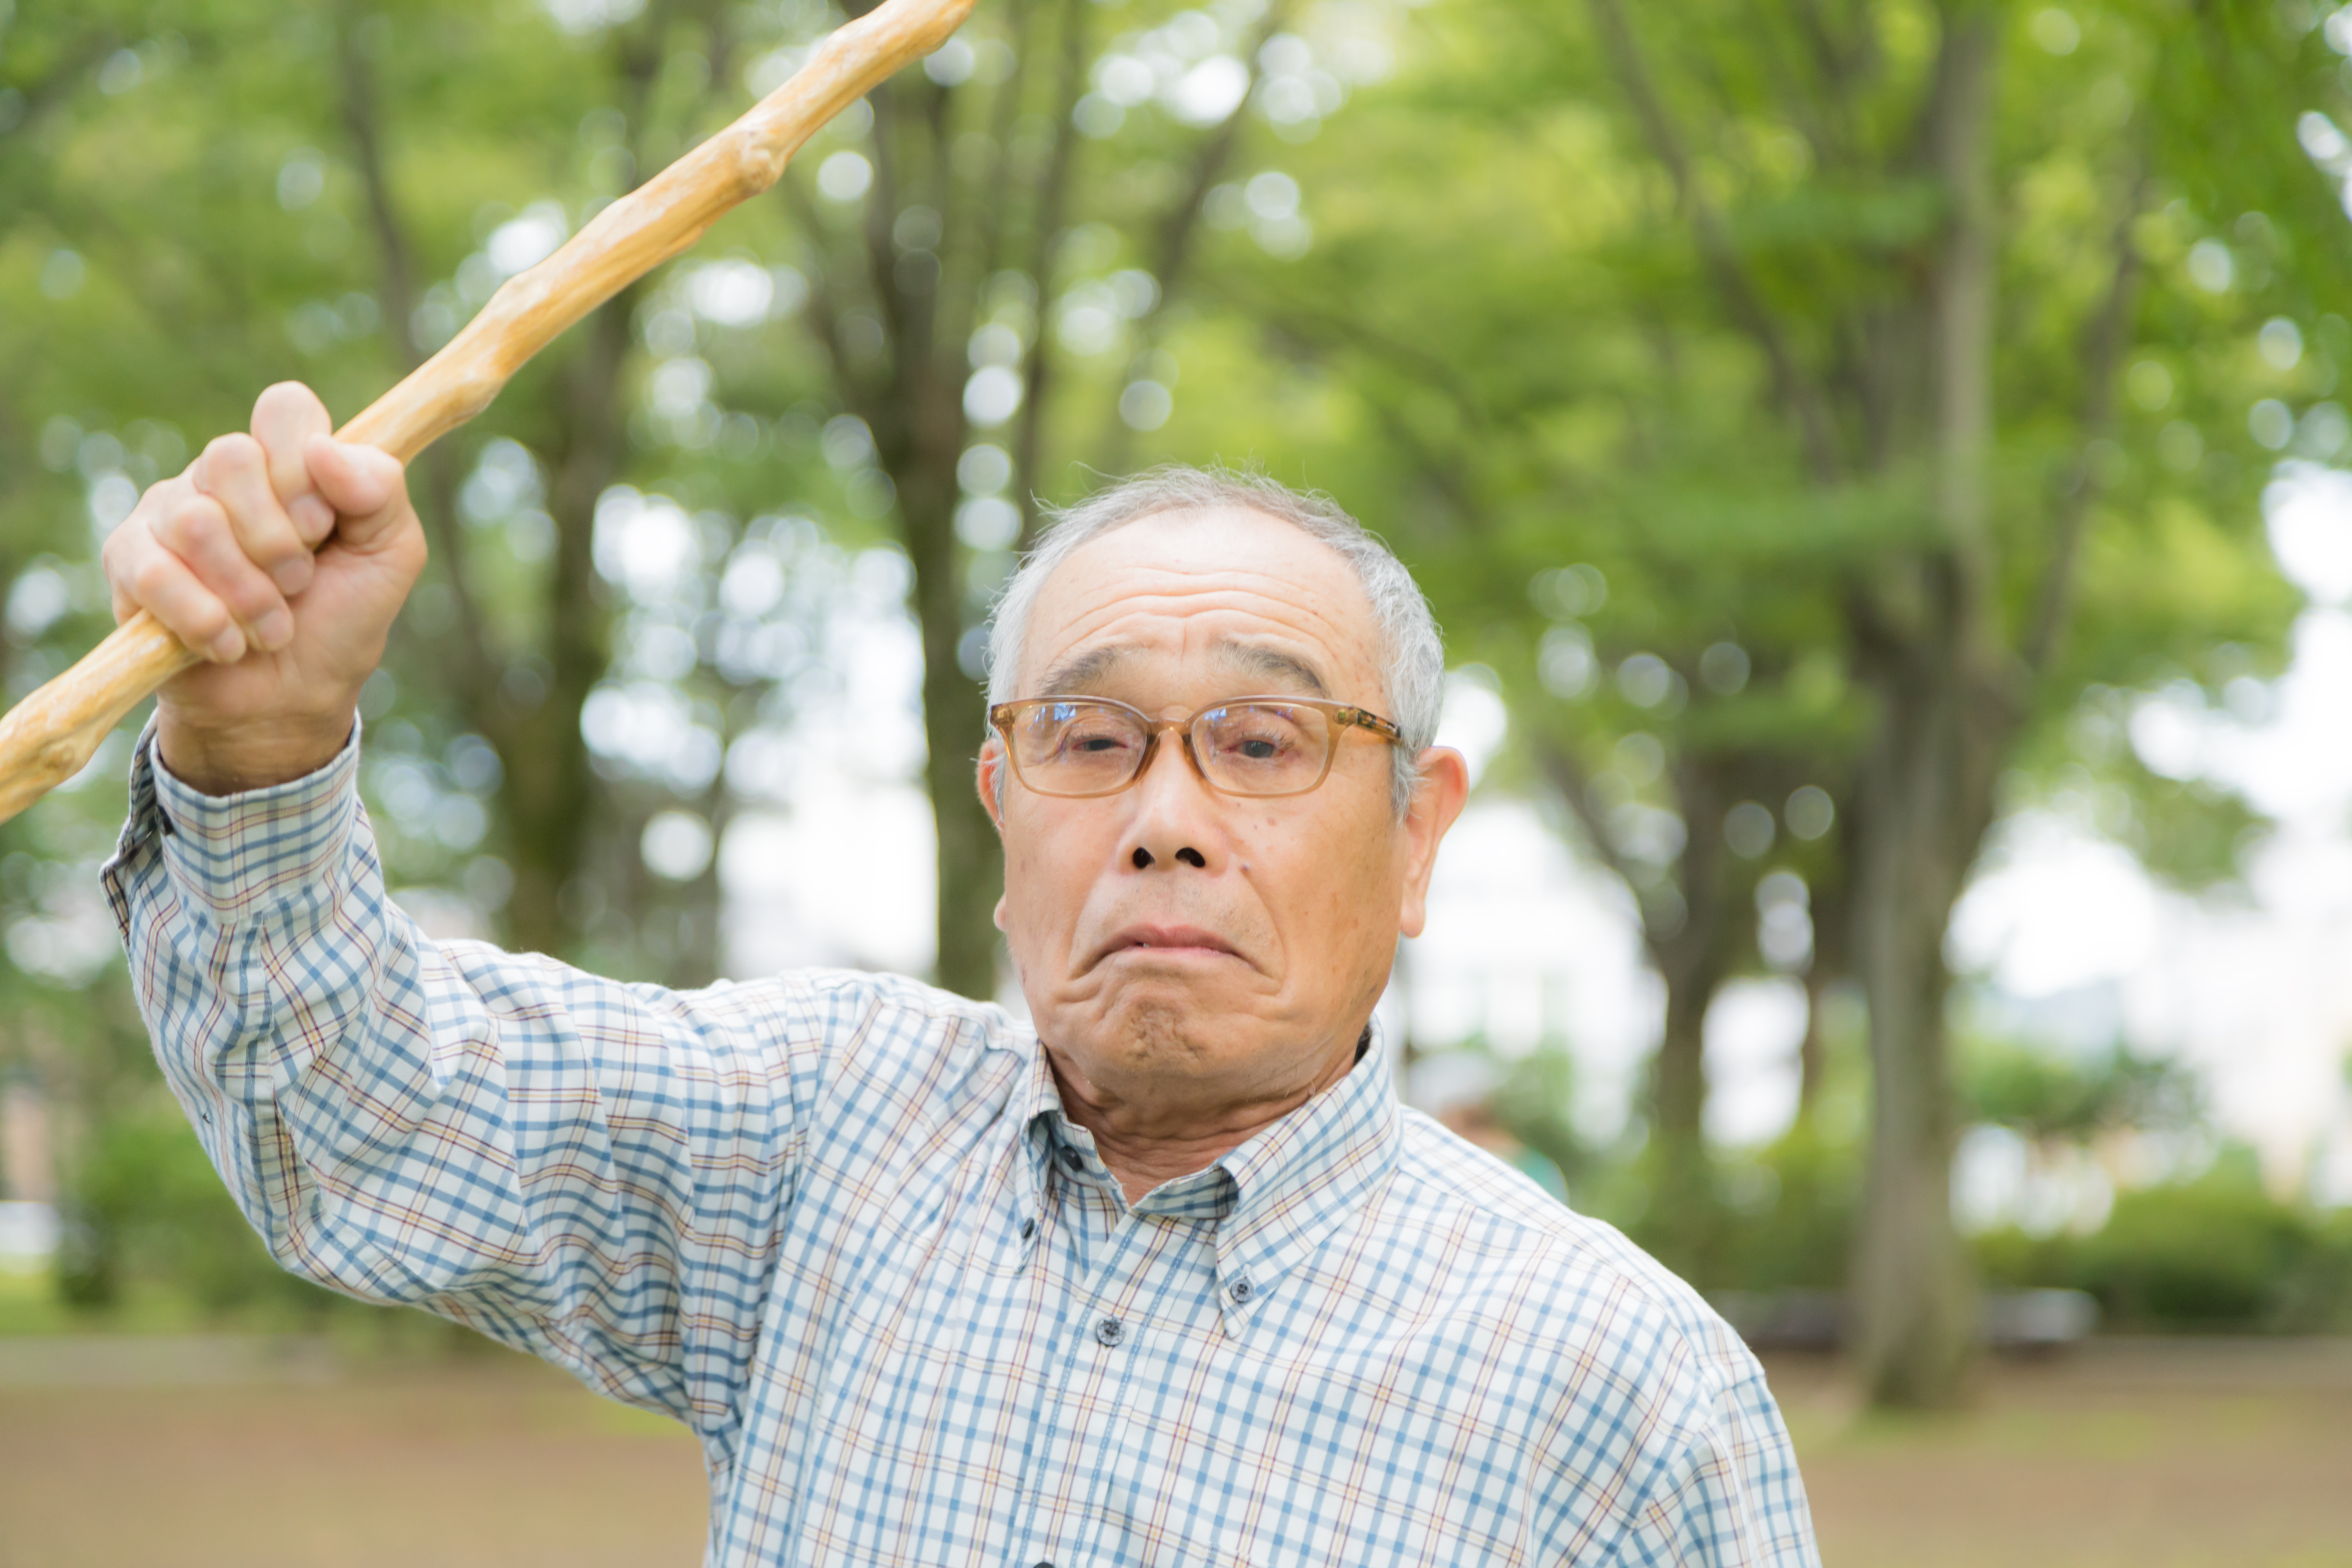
[1018,1218,1036,1240]
[1062,1148,1084,1171]
[1094,1316,1124,1347]
[1228,1277,1253,1303]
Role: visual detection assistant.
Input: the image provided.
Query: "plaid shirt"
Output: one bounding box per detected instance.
[105,728,1819,1568]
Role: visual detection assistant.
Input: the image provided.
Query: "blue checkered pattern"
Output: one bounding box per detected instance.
[105,728,1819,1567]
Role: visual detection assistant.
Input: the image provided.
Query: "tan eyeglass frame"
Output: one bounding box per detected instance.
[986,694,1406,799]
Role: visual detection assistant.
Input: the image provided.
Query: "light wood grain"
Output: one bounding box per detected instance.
[0,0,974,824]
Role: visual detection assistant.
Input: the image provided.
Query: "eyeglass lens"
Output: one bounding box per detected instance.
[1006,700,1335,796]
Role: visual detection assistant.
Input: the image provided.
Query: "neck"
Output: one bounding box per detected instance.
[1043,1029,1365,1205]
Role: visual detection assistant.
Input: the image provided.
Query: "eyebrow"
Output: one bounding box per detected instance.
[1032,638,1330,698]
[1220,640,1330,694]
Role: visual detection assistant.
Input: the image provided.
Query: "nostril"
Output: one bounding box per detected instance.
[1131,847,1154,869]
[1176,847,1206,868]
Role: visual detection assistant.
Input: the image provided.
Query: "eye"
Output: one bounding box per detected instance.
[1049,711,1141,758]
[1208,709,1306,762]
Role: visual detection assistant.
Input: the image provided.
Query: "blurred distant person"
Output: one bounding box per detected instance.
[1417,1047,1573,1205]
[1438,1099,1571,1205]
[98,383,1819,1565]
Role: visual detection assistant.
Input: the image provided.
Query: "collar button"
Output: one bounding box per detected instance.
[1228,1276,1254,1304]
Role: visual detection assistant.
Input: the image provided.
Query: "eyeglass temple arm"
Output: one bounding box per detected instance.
[1336,707,1406,743]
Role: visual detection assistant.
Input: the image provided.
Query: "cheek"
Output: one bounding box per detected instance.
[1255,814,1393,973]
[1003,810,1114,930]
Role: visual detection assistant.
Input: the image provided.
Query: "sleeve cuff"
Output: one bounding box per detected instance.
[115,719,366,924]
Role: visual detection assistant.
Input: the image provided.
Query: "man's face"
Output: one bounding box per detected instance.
[980,505,1464,1125]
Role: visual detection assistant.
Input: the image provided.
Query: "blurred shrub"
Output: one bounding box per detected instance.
[1960,1036,2202,1145]
[58,1096,347,1322]
[1977,1148,2352,1333]
[1610,1121,1864,1294]
[1713,1123,1861,1294]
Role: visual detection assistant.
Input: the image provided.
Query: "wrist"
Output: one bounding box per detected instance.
[155,703,356,796]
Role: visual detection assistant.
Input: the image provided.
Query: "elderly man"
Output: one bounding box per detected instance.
[100,384,1818,1566]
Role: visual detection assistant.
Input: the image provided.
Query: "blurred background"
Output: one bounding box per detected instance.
[4,0,2352,1561]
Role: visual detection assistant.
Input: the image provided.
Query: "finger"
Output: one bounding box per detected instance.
[104,472,196,624]
[251,382,333,498]
[194,434,314,598]
[303,437,415,553]
[125,534,247,664]
[151,493,294,655]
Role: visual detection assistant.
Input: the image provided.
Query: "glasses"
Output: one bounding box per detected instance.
[988,694,1406,799]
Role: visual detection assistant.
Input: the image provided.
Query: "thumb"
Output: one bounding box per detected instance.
[304,435,413,551]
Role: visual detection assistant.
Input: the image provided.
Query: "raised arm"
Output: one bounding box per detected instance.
[96,388,816,1440]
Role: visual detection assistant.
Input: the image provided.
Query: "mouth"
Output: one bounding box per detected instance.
[1089,923,1246,969]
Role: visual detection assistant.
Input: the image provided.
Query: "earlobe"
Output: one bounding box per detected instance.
[1398,746,1470,940]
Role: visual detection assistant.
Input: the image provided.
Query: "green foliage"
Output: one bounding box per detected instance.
[2,0,2346,1356]
[58,1096,341,1320]
[1960,1035,2203,1145]
[1977,1150,2352,1334]
[1712,1123,1865,1296]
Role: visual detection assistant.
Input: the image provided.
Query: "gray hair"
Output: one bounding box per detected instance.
[982,465,1446,814]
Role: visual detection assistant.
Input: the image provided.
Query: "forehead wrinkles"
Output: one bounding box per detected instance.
[1028,558,1379,692]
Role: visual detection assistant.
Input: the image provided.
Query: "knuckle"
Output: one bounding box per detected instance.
[202,432,262,481]
[236,519,297,565]
[182,600,230,642]
[156,495,225,553]
[128,554,174,602]
[219,571,281,620]
[140,473,191,518]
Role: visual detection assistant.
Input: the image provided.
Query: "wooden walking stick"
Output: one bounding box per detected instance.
[0,0,973,825]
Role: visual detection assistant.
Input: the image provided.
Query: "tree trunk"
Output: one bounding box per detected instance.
[897,378,1002,1001]
[1847,0,2004,1407]
[1794,832,1851,1116]
[1640,752,1740,1278]
[1848,599,2010,1404]
[500,296,634,957]
[1646,963,1718,1274]
[337,5,670,961]
[847,62,1006,1003]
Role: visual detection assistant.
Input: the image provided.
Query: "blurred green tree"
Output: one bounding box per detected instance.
[1156,0,2332,1405]
[753,0,1303,997]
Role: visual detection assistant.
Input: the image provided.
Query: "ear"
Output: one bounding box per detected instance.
[976,738,1008,835]
[979,743,1012,933]
[1397,747,1470,940]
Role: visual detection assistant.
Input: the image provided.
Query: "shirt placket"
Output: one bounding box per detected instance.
[1001,1133,1176,1568]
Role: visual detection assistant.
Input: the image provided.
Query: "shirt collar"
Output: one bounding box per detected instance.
[1205,1022,1400,1324]
[1015,1019,1402,1322]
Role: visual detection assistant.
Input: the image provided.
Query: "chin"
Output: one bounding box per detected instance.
[1078,982,1256,1073]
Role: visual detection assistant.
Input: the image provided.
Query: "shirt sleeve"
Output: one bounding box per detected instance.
[102,723,824,1450]
[1594,1325,1822,1568]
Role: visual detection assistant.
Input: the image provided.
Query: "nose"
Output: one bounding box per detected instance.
[1122,728,1221,872]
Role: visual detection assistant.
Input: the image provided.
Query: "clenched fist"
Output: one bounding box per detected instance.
[101,382,426,795]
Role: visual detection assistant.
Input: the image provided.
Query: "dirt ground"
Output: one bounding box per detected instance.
[1777,1339,2352,1568]
[0,1335,2347,1567]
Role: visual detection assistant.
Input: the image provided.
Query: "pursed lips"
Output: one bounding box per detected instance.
[1088,923,1247,969]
